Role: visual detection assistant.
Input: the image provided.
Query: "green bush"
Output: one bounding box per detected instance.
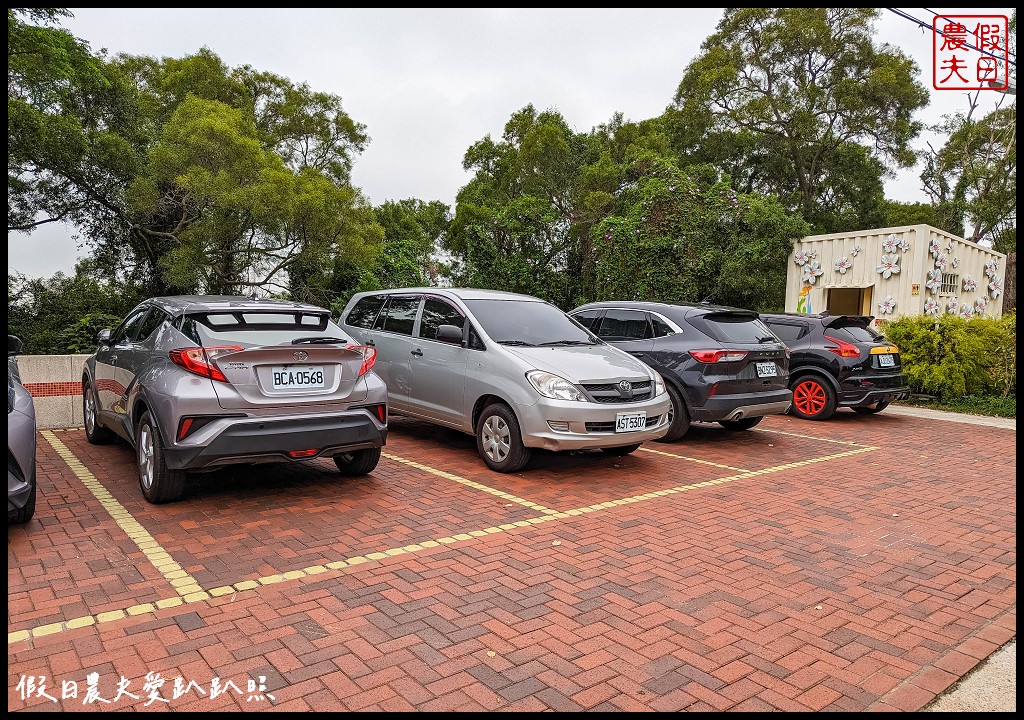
[881,312,1016,400]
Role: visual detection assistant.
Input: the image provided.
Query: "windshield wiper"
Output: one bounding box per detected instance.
[291,336,348,345]
[757,336,778,343]
[538,340,595,346]
[496,340,537,346]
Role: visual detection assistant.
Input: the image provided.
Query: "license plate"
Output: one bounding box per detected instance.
[756,361,777,377]
[271,365,326,390]
[615,412,647,432]
[878,354,895,368]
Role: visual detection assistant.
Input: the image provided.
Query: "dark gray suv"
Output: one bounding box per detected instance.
[569,301,792,441]
[82,296,388,503]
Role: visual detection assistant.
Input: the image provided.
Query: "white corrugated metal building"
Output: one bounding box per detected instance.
[785,224,1007,324]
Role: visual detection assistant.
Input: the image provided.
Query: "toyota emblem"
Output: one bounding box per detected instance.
[617,380,632,393]
[293,350,308,361]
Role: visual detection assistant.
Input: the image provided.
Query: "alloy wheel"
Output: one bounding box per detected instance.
[481,415,511,463]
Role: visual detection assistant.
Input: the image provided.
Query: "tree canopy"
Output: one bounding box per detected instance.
[663,8,930,234]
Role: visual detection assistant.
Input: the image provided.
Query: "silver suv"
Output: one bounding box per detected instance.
[82,296,388,503]
[338,288,671,472]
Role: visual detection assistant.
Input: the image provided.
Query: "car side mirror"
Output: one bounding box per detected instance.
[8,335,23,357]
[96,329,112,345]
[435,324,465,346]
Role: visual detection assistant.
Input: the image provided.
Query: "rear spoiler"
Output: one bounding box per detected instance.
[821,315,873,328]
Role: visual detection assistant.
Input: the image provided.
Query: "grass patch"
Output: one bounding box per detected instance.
[894,394,1016,419]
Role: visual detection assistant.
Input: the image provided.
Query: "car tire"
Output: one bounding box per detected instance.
[83,379,114,444]
[655,383,691,442]
[333,447,382,476]
[136,411,186,503]
[790,376,837,421]
[718,416,764,431]
[853,400,890,415]
[476,402,532,473]
[9,478,36,524]
[601,443,641,456]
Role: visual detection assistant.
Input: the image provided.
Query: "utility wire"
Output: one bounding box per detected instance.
[922,7,1016,62]
[886,7,1016,68]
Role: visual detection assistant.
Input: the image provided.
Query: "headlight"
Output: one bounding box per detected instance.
[652,371,666,397]
[526,370,586,401]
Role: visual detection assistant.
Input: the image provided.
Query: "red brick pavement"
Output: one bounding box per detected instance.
[7,411,1016,711]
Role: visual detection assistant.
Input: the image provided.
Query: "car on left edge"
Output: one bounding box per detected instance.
[9,334,37,524]
[82,296,388,504]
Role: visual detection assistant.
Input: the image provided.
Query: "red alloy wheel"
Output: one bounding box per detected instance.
[793,378,828,417]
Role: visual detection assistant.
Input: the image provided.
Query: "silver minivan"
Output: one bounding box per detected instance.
[338,288,671,472]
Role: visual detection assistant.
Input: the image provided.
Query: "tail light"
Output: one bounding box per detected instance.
[346,345,377,376]
[823,335,860,358]
[689,349,748,363]
[169,346,242,382]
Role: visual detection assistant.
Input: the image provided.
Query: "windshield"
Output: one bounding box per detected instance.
[463,299,597,346]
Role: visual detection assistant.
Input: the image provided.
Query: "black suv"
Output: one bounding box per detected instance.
[569,301,792,442]
[759,312,910,421]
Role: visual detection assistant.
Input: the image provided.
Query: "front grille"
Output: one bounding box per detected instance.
[581,380,652,404]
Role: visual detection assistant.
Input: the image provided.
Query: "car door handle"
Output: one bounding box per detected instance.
[411,349,423,357]
[629,351,645,357]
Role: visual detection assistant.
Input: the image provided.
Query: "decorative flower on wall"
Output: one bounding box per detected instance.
[962,275,977,293]
[960,303,975,319]
[793,249,810,266]
[801,261,824,284]
[876,254,900,279]
[807,249,818,261]
[851,244,861,257]
[985,259,1000,278]
[925,269,943,294]
[878,295,896,315]
[882,234,899,254]
[923,297,940,316]
[946,297,959,314]
[929,238,941,257]
[952,256,960,268]
[974,296,988,314]
[934,254,948,271]
[833,256,852,274]
[898,238,911,253]
[944,241,953,255]
[989,276,1003,299]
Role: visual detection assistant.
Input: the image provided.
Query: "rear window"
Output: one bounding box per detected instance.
[695,313,774,343]
[179,309,345,346]
[826,322,883,343]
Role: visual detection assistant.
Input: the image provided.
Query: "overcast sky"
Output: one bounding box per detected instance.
[8,7,1016,278]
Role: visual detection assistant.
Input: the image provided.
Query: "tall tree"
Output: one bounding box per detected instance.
[664,8,929,233]
[9,9,382,296]
[593,154,809,311]
[920,103,1016,248]
[445,105,602,308]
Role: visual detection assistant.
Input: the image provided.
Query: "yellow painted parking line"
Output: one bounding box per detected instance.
[382,451,561,515]
[639,446,750,472]
[755,427,873,447]
[10,438,877,645]
[40,431,207,600]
